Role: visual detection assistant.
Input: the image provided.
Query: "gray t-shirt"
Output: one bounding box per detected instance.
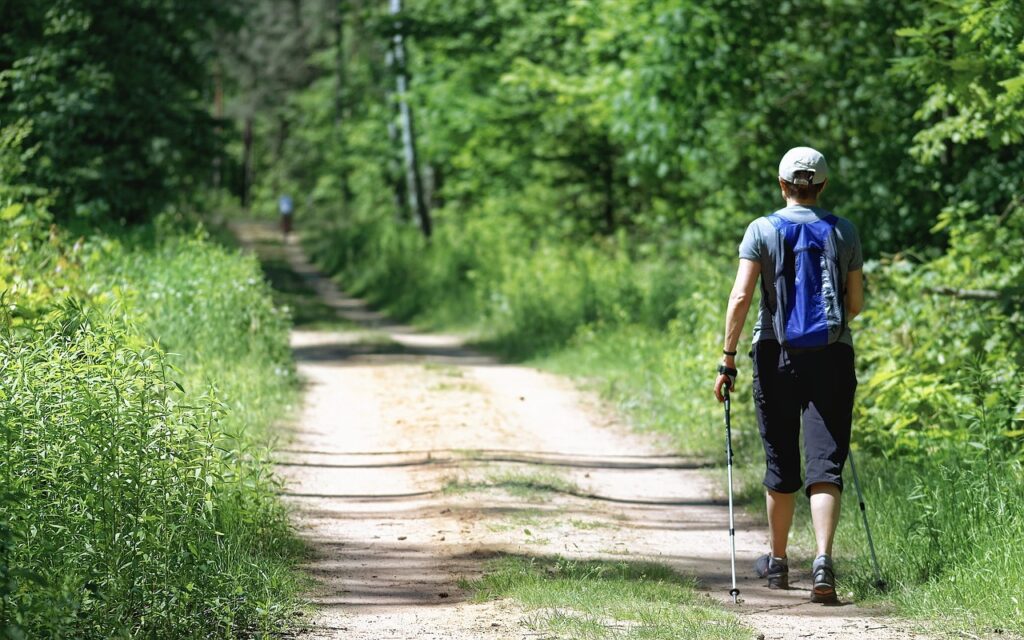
[738,205,863,347]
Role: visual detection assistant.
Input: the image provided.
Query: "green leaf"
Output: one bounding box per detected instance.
[1,204,24,221]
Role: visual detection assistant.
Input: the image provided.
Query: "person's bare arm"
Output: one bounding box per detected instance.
[845,269,863,320]
[715,258,760,402]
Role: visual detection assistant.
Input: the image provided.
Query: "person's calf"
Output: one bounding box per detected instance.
[766,488,796,558]
[808,482,841,557]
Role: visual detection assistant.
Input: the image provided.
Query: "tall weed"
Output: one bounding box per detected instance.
[1,218,300,638]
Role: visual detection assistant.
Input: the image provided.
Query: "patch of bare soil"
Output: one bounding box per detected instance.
[231,221,937,640]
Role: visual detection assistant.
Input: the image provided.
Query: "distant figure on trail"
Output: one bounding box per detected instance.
[713,147,864,604]
[278,194,294,239]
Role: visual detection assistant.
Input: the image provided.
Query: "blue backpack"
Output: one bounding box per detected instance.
[767,213,845,349]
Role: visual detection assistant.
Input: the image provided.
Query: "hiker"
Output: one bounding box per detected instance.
[713,147,864,603]
[278,194,294,239]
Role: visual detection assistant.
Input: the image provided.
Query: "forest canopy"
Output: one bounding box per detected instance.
[231,0,1024,257]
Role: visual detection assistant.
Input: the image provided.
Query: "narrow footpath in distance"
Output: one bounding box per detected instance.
[231,220,934,640]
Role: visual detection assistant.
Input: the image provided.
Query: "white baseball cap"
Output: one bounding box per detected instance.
[778,146,828,185]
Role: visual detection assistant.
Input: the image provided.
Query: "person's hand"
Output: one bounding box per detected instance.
[714,361,737,403]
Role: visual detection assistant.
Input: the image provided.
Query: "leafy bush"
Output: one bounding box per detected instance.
[308,212,719,357]
[1,213,300,638]
[855,204,1024,458]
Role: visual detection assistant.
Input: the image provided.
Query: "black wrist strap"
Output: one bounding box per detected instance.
[718,364,738,377]
[722,349,737,356]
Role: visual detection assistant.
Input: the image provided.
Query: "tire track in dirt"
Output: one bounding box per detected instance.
[231,221,935,640]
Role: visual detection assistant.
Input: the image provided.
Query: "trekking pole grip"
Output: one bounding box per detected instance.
[717,364,737,398]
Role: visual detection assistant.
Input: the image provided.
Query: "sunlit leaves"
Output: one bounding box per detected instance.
[896,0,1024,158]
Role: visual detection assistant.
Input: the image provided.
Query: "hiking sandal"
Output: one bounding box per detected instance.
[811,554,838,603]
[754,553,789,589]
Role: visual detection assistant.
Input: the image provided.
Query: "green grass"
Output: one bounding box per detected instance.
[485,508,556,533]
[483,470,579,499]
[783,455,1024,635]
[423,362,464,375]
[350,332,407,350]
[462,556,751,640]
[444,470,579,500]
[430,381,477,392]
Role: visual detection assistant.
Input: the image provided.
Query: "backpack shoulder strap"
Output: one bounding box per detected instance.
[819,214,841,260]
[820,214,847,339]
[762,214,789,318]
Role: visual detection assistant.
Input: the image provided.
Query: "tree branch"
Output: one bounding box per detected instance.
[927,286,1002,301]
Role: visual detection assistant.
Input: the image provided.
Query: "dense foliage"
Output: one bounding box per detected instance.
[239,0,1024,633]
[255,0,1018,252]
[0,0,229,223]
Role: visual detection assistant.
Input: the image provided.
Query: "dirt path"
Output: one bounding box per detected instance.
[232,222,934,640]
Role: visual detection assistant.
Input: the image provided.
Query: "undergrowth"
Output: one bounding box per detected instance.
[1,212,302,638]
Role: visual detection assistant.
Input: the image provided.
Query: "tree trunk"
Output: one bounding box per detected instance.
[242,115,254,210]
[334,1,351,210]
[213,64,223,191]
[428,162,444,210]
[275,115,289,161]
[385,50,409,222]
[390,0,431,238]
[602,154,615,234]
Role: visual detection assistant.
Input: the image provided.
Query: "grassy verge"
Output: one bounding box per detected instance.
[462,556,749,640]
[787,455,1024,627]
[1,218,303,638]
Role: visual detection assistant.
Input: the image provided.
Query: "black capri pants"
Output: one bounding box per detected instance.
[751,340,857,496]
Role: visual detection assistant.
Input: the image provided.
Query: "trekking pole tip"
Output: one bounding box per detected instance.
[729,588,742,604]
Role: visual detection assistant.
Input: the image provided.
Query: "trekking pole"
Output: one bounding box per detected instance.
[847,450,887,591]
[722,384,742,604]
